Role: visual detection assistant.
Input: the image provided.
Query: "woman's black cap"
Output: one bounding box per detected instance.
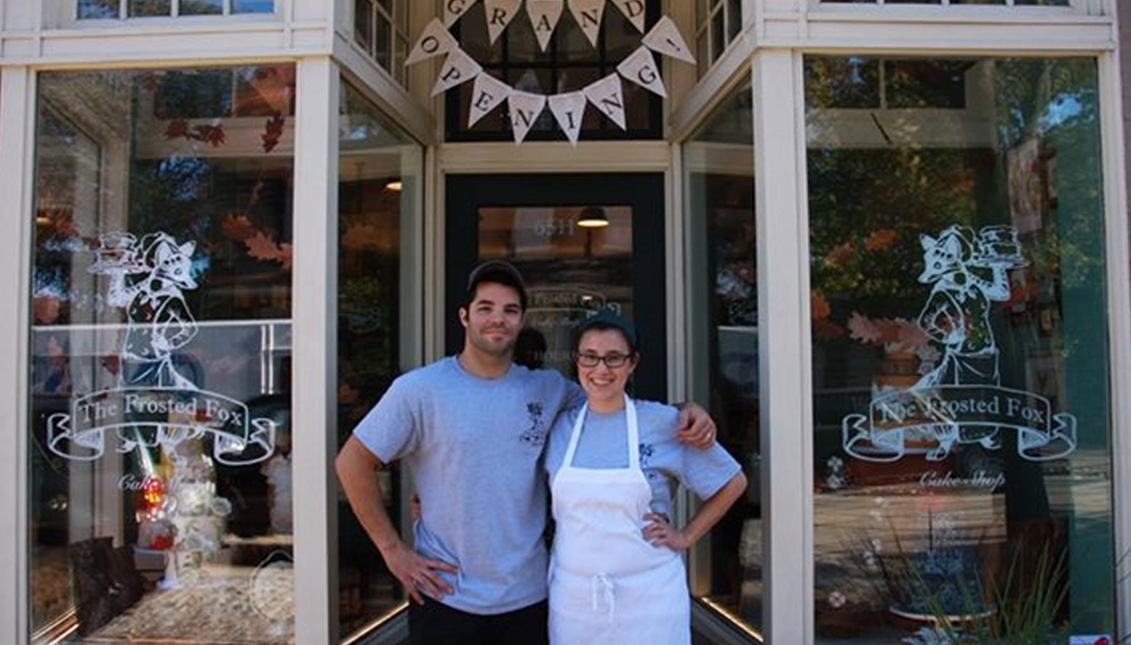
[575,309,638,350]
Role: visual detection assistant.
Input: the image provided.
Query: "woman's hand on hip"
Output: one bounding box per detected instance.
[642,513,691,551]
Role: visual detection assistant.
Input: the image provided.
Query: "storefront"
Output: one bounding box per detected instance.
[0,0,1128,644]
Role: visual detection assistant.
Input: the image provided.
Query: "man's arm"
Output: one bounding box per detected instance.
[675,402,717,449]
[335,436,455,604]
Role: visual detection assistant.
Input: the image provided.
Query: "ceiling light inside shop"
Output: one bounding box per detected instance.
[577,206,609,228]
[385,180,403,192]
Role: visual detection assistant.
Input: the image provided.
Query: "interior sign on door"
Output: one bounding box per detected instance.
[841,225,1077,463]
[46,232,276,465]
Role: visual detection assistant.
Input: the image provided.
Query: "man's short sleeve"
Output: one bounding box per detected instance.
[351,377,422,463]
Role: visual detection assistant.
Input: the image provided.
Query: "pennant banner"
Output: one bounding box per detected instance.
[641,16,696,64]
[432,48,483,96]
[444,0,477,27]
[484,0,523,44]
[610,0,647,33]
[468,73,513,127]
[568,0,606,47]
[549,91,587,144]
[406,18,459,66]
[583,73,627,130]
[509,91,548,144]
[407,5,698,144]
[616,45,666,97]
[527,0,565,52]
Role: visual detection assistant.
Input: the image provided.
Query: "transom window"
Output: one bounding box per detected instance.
[354,0,410,86]
[77,0,273,19]
[695,0,744,79]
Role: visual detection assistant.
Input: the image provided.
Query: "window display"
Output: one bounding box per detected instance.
[806,56,1112,643]
[29,64,295,644]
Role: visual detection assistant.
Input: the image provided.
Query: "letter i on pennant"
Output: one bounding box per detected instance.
[508,91,548,144]
[549,91,587,145]
[484,0,523,44]
[526,0,565,52]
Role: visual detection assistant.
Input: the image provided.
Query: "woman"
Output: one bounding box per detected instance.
[544,310,747,644]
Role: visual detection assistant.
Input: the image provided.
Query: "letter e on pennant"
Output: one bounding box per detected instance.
[468,73,512,127]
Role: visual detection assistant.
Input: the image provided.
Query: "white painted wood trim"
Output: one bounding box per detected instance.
[436,141,672,173]
[1099,49,1131,641]
[670,30,754,143]
[292,55,340,645]
[752,48,809,644]
[334,31,434,145]
[0,64,34,645]
[425,146,444,363]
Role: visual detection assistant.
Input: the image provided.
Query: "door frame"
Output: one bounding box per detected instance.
[443,172,668,401]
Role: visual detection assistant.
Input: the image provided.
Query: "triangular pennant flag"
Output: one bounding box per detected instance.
[406,18,459,66]
[567,0,605,47]
[616,46,666,97]
[642,16,696,64]
[484,0,523,44]
[508,91,548,144]
[610,0,647,33]
[468,73,513,127]
[583,74,627,130]
[444,0,477,27]
[526,0,564,52]
[549,91,587,144]
[432,48,483,96]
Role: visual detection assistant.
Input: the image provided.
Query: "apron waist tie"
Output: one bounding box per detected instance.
[591,573,615,624]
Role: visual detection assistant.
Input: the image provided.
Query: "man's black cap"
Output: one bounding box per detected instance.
[466,260,528,310]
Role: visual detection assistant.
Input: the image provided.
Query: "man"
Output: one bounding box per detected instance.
[336,260,716,645]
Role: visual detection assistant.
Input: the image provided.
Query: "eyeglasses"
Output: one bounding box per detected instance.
[575,352,633,369]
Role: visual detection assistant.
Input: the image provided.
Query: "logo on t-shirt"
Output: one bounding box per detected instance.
[640,442,655,469]
[519,402,547,446]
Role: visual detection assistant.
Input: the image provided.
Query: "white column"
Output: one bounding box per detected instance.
[753,49,811,645]
[292,56,340,645]
[0,65,34,645]
[1099,49,1131,642]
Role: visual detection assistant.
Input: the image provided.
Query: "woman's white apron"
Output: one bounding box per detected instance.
[548,395,690,645]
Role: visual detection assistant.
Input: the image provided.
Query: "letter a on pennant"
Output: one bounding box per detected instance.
[508,91,548,144]
[444,0,475,27]
[642,16,696,64]
[468,73,512,127]
[616,46,666,97]
[484,0,522,44]
[583,74,627,130]
[549,91,587,145]
[610,0,647,33]
[432,48,483,96]
[526,0,564,52]
[567,0,605,47]
[406,18,459,66]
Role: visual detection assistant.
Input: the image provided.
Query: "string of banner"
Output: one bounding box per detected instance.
[406,0,696,144]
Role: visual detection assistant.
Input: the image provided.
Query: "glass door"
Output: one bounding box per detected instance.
[445,173,666,398]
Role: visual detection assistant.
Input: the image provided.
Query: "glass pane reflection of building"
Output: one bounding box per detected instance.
[806,56,1112,643]
[684,76,762,638]
[30,65,296,644]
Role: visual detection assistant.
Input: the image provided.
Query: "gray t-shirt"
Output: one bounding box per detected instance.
[352,356,583,614]
[543,399,741,518]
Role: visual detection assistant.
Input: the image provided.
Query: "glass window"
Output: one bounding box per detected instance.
[806,57,1112,643]
[445,0,662,142]
[29,64,296,644]
[336,82,420,640]
[353,0,411,86]
[694,0,744,79]
[79,0,275,19]
[684,77,762,637]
